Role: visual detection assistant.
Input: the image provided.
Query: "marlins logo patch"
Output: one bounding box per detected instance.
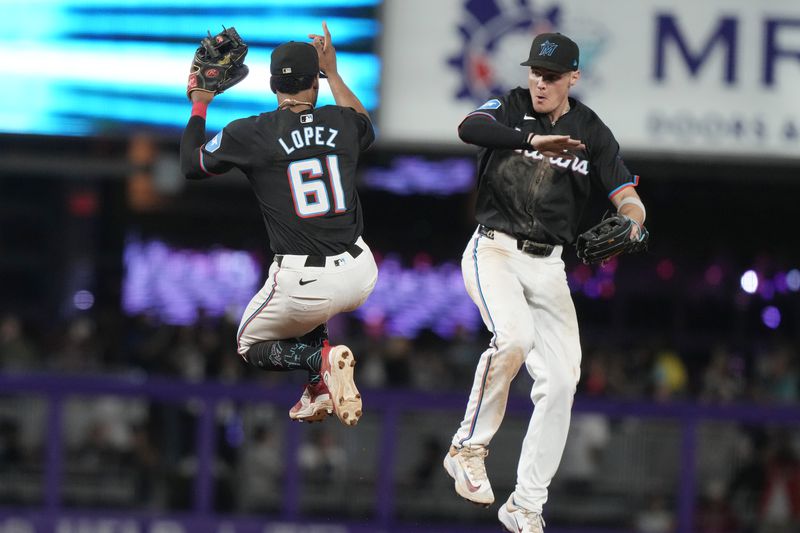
[478,99,502,110]
[205,131,222,153]
[449,0,607,104]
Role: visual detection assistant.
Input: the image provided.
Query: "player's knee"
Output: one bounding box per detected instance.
[529,362,577,405]
[498,330,536,361]
[549,366,578,404]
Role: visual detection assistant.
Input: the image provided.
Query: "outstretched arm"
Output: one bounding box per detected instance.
[180,91,236,179]
[180,92,215,180]
[308,22,370,120]
[458,114,585,156]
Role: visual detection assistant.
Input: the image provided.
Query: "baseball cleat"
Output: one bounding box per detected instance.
[498,495,545,533]
[289,381,333,423]
[443,444,494,506]
[320,344,362,426]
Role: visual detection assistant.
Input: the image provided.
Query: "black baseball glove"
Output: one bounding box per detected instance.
[187,26,249,99]
[576,213,649,265]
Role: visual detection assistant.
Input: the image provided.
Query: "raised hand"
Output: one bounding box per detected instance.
[308,21,337,76]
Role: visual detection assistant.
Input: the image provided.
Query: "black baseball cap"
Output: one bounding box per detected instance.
[521,33,580,73]
[270,41,326,78]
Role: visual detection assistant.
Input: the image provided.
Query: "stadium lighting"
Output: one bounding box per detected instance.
[761,306,781,329]
[740,270,758,294]
[73,290,95,311]
[787,269,800,292]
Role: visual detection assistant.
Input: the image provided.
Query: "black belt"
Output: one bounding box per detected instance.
[478,225,555,257]
[276,243,363,267]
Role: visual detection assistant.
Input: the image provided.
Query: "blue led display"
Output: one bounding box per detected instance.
[6,0,381,138]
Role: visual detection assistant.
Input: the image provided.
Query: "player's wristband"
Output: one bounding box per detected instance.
[191,101,208,120]
[616,196,646,223]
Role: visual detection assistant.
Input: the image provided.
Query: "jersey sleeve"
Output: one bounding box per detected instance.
[589,125,640,199]
[197,119,252,175]
[460,94,512,127]
[342,108,375,151]
[181,116,252,180]
[457,93,530,149]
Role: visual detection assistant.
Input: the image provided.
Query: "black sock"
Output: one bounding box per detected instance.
[297,324,328,384]
[245,324,329,381]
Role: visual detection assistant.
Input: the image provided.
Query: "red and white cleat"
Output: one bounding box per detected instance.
[289,381,333,423]
[320,344,362,426]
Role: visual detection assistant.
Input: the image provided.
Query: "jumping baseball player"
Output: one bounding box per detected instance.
[180,22,377,426]
[443,33,648,532]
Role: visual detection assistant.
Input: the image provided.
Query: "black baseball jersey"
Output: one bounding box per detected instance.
[464,87,639,245]
[182,106,374,255]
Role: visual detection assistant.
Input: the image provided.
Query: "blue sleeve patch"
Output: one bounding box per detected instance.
[477,99,501,110]
[205,131,222,153]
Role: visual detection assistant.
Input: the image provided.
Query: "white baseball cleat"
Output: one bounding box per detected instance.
[442,444,494,506]
[320,344,362,426]
[288,381,333,423]
[498,494,545,533]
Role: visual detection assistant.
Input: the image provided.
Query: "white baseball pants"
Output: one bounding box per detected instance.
[452,227,582,513]
[236,236,378,357]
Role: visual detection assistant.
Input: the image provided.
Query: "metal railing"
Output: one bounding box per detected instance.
[1,373,799,533]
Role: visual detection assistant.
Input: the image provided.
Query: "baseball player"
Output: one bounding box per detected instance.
[180,23,377,426]
[443,33,647,532]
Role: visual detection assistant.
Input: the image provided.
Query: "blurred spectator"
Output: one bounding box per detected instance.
[70,419,125,471]
[49,317,103,373]
[622,346,655,399]
[237,424,282,513]
[0,314,40,372]
[634,494,675,533]
[700,345,745,404]
[759,435,800,531]
[124,314,174,374]
[652,349,688,402]
[410,342,450,391]
[165,325,207,381]
[558,413,611,493]
[383,336,412,387]
[350,323,387,388]
[446,325,481,384]
[754,343,798,405]
[727,429,769,531]
[0,418,23,465]
[694,479,738,533]
[125,423,161,508]
[410,435,444,490]
[0,417,33,505]
[298,427,347,484]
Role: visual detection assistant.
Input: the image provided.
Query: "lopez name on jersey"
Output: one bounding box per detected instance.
[278,126,339,155]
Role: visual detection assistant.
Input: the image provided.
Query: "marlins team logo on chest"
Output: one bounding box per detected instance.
[448,1,609,104]
[515,146,590,175]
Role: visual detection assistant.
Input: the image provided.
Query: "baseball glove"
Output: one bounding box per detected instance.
[187,26,249,99]
[576,213,649,265]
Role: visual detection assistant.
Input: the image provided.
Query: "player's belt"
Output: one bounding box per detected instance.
[478,225,555,257]
[275,243,363,268]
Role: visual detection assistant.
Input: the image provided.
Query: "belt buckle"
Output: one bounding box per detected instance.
[519,240,552,257]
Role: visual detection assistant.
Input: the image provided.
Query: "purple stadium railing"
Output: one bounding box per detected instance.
[1,373,799,533]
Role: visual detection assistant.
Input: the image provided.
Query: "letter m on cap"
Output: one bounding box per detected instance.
[539,40,558,56]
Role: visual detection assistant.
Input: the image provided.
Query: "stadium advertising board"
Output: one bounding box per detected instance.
[380,0,800,158]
